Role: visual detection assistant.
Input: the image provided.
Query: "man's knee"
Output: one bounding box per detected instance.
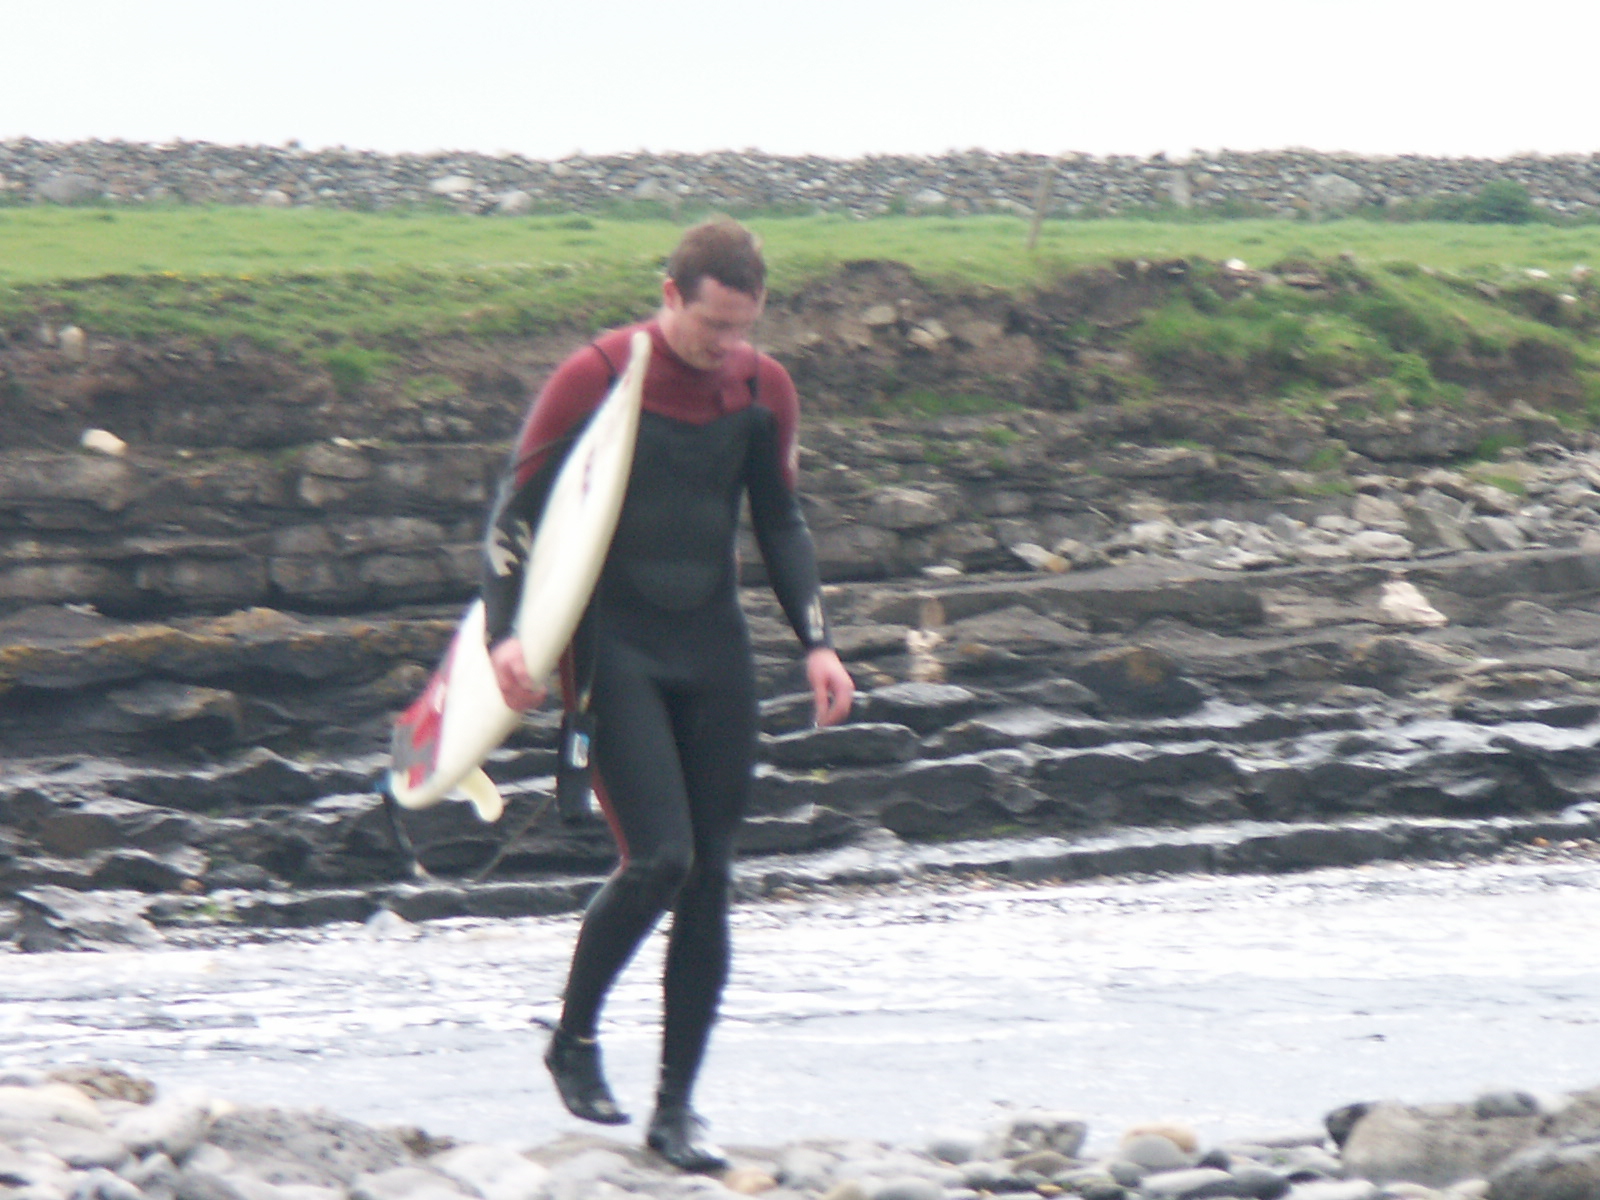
[675,860,732,913]
[618,848,694,907]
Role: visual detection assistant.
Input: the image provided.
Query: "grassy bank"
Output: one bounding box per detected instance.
[3,206,1599,422]
[6,206,1600,286]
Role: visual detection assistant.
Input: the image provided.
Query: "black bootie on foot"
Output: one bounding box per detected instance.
[544,1028,629,1125]
[647,1102,729,1173]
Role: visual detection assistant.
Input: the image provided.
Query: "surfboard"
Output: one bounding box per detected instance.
[386,329,649,818]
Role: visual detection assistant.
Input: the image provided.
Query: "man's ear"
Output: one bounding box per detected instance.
[662,277,685,310]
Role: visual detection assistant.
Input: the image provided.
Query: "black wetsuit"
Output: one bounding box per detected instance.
[482,319,830,1104]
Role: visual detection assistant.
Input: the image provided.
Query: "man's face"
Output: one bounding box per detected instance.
[660,276,764,370]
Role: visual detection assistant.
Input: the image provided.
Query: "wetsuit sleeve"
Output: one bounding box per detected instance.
[745,358,832,651]
[480,345,614,644]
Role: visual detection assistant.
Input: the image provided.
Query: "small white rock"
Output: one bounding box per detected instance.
[364,908,421,941]
[1379,578,1448,627]
[427,176,476,197]
[58,325,87,361]
[1009,542,1068,573]
[80,429,128,457]
[431,1143,549,1200]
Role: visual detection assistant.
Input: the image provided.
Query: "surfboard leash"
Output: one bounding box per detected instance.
[378,784,431,881]
[471,789,554,883]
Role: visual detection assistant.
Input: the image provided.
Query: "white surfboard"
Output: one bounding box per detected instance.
[387,329,649,817]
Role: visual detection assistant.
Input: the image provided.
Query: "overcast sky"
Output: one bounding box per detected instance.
[3,1,1595,161]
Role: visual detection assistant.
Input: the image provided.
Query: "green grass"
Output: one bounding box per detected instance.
[7,207,1600,289]
[4,206,1600,403]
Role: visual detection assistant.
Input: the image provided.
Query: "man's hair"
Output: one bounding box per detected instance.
[666,219,766,301]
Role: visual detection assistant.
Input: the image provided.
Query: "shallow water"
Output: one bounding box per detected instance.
[4,857,1600,1154]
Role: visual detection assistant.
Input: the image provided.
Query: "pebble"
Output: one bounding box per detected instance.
[3,1062,1599,1199]
[1122,1133,1195,1172]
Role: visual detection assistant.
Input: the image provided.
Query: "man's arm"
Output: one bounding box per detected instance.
[745,358,855,726]
[482,343,616,707]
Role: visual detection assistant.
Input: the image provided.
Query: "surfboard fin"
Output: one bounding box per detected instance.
[453,766,506,823]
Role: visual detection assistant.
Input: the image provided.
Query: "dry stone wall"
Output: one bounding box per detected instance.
[6,139,1600,217]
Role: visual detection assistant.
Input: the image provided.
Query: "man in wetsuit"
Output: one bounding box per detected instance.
[481,219,855,1172]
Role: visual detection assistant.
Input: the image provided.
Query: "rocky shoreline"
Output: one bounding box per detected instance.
[15,433,1600,942]
[6,139,1600,218]
[0,1062,1595,1199]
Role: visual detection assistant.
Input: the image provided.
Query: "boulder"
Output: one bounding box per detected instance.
[1488,1136,1600,1199]
[203,1106,411,1188]
[1339,1099,1547,1187]
[13,886,162,952]
[493,189,534,215]
[430,1142,551,1200]
[37,172,102,204]
[1305,173,1366,215]
[737,805,860,853]
[1466,516,1530,553]
[869,487,950,531]
[1067,646,1206,717]
[427,176,475,197]
[860,682,985,733]
[878,751,1029,837]
[763,723,920,768]
[34,799,198,856]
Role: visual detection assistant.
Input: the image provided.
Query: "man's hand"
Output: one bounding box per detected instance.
[489,637,548,711]
[806,647,855,728]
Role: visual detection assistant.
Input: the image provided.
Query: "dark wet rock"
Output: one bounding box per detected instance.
[859,682,985,733]
[1009,677,1101,711]
[14,885,162,951]
[878,752,1030,838]
[1216,826,1408,873]
[738,806,862,854]
[111,749,376,814]
[1453,698,1600,728]
[371,879,602,922]
[946,604,1090,651]
[1067,646,1207,717]
[32,797,199,856]
[763,723,920,768]
[923,706,1091,756]
[224,889,378,928]
[1032,741,1245,828]
[97,681,244,748]
[90,846,207,892]
[749,764,887,818]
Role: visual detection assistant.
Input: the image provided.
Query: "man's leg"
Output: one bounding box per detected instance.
[647,665,757,1170]
[548,652,694,1124]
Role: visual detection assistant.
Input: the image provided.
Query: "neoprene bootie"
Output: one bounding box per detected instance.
[544,1028,629,1125]
[647,1102,729,1173]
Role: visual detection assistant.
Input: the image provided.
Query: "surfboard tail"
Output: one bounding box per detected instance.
[455,767,506,823]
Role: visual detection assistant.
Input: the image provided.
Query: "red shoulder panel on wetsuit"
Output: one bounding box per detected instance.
[509,324,645,489]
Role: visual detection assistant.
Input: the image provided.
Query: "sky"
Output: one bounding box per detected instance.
[2,1,1596,162]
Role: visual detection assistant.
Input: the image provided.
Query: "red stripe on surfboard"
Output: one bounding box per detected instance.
[394,636,459,790]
